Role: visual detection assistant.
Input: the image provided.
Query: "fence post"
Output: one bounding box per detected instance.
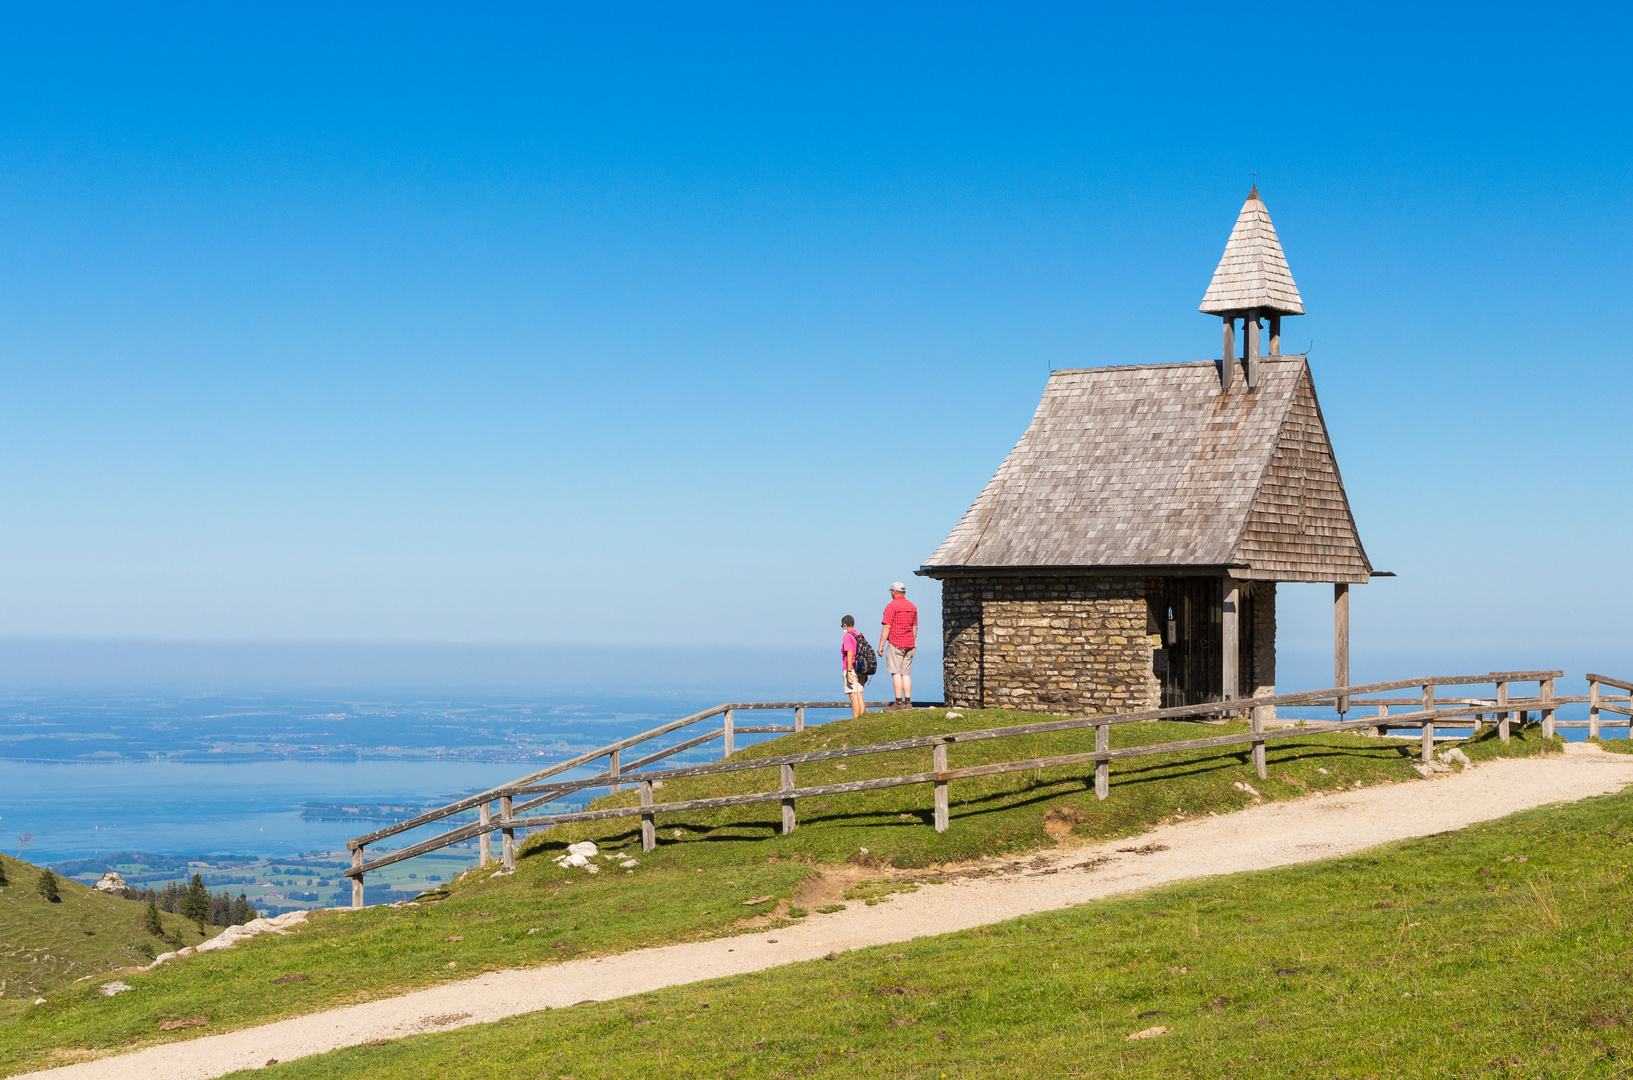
[351,847,364,909]
[795,706,804,733]
[1421,683,1436,762]
[1249,703,1266,779]
[1095,723,1110,800]
[1589,677,1601,740]
[933,739,950,832]
[723,709,735,758]
[1470,709,1482,738]
[500,795,516,871]
[1375,703,1388,737]
[609,749,621,796]
[479,802,492,866]
[643,777,656,856]
[1541,676,1555,739]
[781,764,796,835]
[1496,680,1510,744]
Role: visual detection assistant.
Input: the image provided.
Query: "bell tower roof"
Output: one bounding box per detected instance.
[1199,187,1305,316]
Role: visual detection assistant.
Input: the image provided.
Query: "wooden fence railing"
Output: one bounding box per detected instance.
[341,670,1612,907]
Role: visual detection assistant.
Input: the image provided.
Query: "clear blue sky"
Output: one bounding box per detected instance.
[0,4,1628,692]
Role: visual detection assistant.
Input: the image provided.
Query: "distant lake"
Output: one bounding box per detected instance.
[0,691,828,864]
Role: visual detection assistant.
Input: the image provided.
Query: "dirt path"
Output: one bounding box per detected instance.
[23,745,1633,1079]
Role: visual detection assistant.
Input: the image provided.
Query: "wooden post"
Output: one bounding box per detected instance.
[781,764,796,835]
[1421,684,1436,762]
[351,847,364,910]
[479,802,491,866]
[1245,311,1261,391]
[501,795,515,872]
[1222,317,1236,390]
[1496,680,1510,744]
[608,749,620,796]
[1375,702,1388,737]
[933,739,950,833]
[794,706,805,733]
[723,709,735,758]
[1094,723,1109,800]
[1268,313,1281,356]
[1334,583,1350,714]
[1541,676,1555,739]
[1221,578,1239,704]
[640,780,655,853]
[1589,678,1601,739]
[1251,702,1266,780]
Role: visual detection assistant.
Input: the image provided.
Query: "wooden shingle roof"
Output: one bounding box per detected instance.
[920,358,1371,583]
[1198,188,1305,316]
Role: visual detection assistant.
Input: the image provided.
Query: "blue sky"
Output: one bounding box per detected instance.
[0,4,1628,692]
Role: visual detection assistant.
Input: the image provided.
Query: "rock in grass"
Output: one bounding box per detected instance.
[94,871,129,893]
[1125,1025,1169,1041]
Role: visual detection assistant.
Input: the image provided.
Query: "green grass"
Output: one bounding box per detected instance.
[0,710,1557,1076]
[231,782,1633,1080]
[1589,736,1633,754]
[0,853,213,1002]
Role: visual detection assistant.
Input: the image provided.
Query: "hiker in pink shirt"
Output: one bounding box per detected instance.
[840,615,867,717]
[878,581,919,710]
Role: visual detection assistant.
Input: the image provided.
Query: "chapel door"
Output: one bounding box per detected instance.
[1157,578,1246,708]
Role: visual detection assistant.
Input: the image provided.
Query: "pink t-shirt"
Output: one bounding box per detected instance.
[842,628,859,671]
[881,597,918,649]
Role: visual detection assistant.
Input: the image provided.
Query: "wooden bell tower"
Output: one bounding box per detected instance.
[1199,186,1304,393]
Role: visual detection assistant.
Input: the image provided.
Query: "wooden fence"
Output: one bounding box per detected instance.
[338,670,1633,907]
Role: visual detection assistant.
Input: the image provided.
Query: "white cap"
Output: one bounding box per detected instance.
[891,581,906,592]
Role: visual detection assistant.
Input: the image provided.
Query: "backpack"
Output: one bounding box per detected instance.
[852,633,878,679]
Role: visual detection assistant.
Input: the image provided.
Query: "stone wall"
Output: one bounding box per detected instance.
[940,575,1162,713]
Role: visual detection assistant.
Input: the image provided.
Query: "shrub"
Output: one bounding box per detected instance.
[143,900,166,938]
[0,858,9,887]
[37,868,61,902]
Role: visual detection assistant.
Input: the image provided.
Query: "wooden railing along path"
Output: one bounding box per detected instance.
[338,669,1633,907]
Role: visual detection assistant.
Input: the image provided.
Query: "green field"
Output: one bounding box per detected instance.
[234,783,1633,1079]
[0,709,1559,1076]
[52,849,479,914]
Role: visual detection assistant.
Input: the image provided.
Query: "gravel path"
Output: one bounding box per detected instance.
[23,745,1633,1079]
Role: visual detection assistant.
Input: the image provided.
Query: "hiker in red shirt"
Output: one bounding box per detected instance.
[879,581,919,710]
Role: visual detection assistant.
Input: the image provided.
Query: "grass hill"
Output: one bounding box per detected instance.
[235,781,1633,1080]
[0,853,213,1002]
[0,707,1558,1076]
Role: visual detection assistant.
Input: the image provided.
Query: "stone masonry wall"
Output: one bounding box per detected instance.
[941,576,1161,714]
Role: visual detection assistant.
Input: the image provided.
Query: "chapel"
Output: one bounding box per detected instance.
[918,189,1378,713]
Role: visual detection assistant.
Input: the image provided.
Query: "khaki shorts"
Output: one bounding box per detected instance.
[884,643,915,675]
[844,670,866,696]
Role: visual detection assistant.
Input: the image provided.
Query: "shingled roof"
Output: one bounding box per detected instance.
[920,357,1371,583]
[1198,188,1305,316]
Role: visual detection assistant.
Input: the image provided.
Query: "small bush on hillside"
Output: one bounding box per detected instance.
[37,868,61,902]
[142,900,166,939]
[0,857,9,887]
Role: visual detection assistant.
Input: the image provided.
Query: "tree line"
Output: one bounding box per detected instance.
[133,873,259,930]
